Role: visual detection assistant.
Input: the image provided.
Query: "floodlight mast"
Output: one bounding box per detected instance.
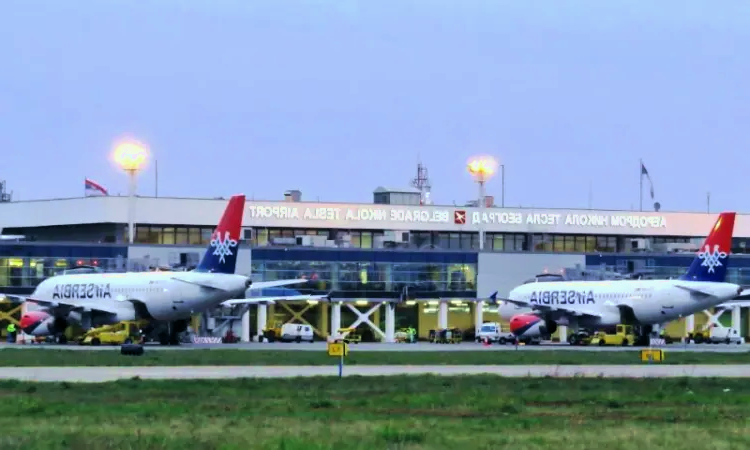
[113,141,149,244]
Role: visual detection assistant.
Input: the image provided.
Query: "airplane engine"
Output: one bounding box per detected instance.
[20,310,82,336]
[509,314,553,339]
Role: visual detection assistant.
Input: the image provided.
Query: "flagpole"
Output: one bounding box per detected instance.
[155,159,158,197]
[639,159,643,211]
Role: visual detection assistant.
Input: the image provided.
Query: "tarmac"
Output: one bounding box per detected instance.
[1,364,750,382]
[3,341,749,352]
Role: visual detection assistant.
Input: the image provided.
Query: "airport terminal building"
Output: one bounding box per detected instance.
[2,188,750,341]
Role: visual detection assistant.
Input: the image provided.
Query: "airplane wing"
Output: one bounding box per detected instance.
[222,293,331,306]
[496,296,604,318]
[248,279,309,290]
[672,284,715,299]
[0,294,123,315]
[733,286,750,300]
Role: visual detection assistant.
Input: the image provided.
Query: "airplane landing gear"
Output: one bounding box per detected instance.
[158,320,189,346]
[633,325,654,346]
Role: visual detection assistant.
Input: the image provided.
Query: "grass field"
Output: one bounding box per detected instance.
[0,376,748,449]
[2,347,750,366]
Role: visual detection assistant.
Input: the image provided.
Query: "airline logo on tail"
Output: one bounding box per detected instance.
[698,245,728,273]
[195,194,246,274]
[680,212,736,283]
[211,231,238,264]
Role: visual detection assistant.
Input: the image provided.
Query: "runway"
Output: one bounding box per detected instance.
[2,364,750,382]
[3,341,749,352]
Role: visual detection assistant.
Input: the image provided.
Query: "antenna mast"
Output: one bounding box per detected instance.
[0,180,12,203]
[411,160,432,205]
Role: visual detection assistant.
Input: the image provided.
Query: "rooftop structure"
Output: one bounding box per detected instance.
[2,195,750,254]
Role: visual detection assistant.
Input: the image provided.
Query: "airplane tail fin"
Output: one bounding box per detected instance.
[680,212,736,282]
[194,195,246,274]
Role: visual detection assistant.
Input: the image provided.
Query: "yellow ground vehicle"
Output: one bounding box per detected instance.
[262,322,283,342]
[337,327,361,343]
[79,321,145,346]
[590,324,635,346]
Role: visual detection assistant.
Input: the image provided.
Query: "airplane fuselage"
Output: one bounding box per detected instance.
[30,271,249,322]
[500,279,741,329]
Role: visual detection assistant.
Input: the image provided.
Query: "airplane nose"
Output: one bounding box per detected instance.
[509,314,540,336]
[20,312,49,334]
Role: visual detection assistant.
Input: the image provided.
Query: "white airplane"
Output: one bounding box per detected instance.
[495,212,745,345]
[2,194,317,345]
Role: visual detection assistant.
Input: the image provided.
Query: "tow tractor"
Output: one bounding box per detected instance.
[337,327,361,344]
[590,324,636,346]
[78,321,147,346]
[567,330,593,346]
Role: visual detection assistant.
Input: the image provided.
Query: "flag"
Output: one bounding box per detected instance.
[640,162,655,199]
[84,178,109,197]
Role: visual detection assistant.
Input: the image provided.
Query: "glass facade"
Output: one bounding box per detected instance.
[4,243,750,295]
[12,223,750,254]
[0,244,129,293]
[134,226,216,245]
[585,254,750,285]
[250,249,478,299]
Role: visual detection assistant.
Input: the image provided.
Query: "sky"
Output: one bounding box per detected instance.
[1,1,748,213]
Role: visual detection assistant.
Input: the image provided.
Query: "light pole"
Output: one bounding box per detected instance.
[113,141,149,244]
[467,155,498,251]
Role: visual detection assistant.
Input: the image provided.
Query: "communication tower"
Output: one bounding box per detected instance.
[410,161,432,205]
[0,180,12,202]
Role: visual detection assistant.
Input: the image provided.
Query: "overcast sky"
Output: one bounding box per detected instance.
[1,1,748,212]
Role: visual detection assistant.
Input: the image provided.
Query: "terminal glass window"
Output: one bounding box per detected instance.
[596,236,617,252]
[483,234,493,251]
[350,232,361,248]
[360,232,373,249]
[552,235,565,252]
[532,234,552,252]
[585,236,596,252]
[574,236,586,252]
[162,228,175,245]
[135,226,149,243]
[254,228,269,246]
[460,233,472,250]
[492,234,503,251]
[175,228,189,245]
[146,228,161,244]
[188,228,202,245]
[412,232,431,249]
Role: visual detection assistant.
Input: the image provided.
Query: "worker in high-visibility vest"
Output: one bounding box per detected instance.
[407,327,416,343]
[6,323,16,343]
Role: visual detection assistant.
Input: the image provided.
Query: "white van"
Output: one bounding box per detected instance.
[476,322,515,345]
[707,325,744,345]
[279,323,315,343]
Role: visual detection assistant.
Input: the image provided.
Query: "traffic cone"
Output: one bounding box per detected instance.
[483,337,490,347]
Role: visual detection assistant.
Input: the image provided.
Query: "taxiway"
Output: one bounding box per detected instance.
[1,364,750,382]
[3,342,748,352]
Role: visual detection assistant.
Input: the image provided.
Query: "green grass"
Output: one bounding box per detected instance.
[2,348,750,366]
[0,376,749,449]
